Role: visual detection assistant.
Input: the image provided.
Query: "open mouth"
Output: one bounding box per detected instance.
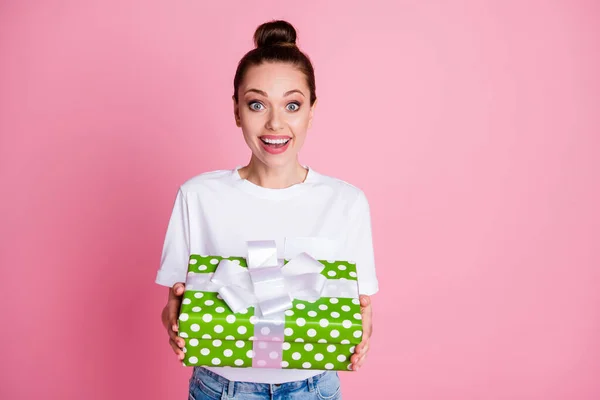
[260,137,291,148]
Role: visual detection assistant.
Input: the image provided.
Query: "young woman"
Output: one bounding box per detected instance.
[157,20,379,400]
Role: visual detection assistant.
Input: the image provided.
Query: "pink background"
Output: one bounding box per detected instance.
[1,1,599,399]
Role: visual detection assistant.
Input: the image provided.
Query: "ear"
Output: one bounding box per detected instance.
[308,99,318,129]
[233,95,241,127]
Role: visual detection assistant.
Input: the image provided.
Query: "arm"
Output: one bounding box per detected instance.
[345,190,379,371]
[350,295,372,371]
[161,283,187,360]
[156,187,191,361]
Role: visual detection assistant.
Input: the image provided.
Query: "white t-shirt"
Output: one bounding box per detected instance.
[155,166,379,384]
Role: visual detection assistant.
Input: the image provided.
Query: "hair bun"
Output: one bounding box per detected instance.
[254,20,297,48]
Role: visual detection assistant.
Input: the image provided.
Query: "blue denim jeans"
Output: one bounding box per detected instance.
[188,367,342,400]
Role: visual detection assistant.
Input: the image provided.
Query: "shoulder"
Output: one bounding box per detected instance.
[311,169,369,208]
[178,169,234,193]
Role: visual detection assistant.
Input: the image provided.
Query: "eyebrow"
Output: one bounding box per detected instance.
[244,88,305,98]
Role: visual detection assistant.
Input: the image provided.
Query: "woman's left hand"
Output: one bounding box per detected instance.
[350,294,372,371]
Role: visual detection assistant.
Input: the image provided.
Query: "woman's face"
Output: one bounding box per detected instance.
[234,62,316,168]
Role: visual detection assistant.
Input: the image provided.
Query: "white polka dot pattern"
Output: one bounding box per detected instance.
[180,254,362,370]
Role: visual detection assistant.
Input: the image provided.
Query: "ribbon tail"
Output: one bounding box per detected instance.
[258,295,293,317]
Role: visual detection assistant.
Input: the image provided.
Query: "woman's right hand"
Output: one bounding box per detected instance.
[161,282,186,361]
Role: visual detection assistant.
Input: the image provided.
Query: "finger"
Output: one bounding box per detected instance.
[171,319,179,333]
[168,295,184,332]
[354,353,367,370]
[172,282,186,297]
[169,330,185,348]
[356,341,369,356]
[167,314,183,344]
[169,338,185,360]
[167,323,182,343]
[351,340,370,371]
[162,315,179,334]
[169,310,179,333]
[350,355,363,371]
[351,351,368,370]
[169,335,185,349]
[351,342,369,361]
[359,295,371,309]
[360,297,373,340]
[354,342,362,354]
[354,339,368,354]
[352,344,369,368]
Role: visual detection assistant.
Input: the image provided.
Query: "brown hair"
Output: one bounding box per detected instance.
[233,20,317,105]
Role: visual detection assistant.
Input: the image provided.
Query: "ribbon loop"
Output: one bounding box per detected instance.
[203,241,327,316]
[247,240,278,269]
[281,252,324,276]
[211,259,252,289]
[286,273,327,302]
[218,285,256,314]
[184,240,359,317]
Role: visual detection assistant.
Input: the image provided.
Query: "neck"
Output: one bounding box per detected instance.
[239,156,308,189]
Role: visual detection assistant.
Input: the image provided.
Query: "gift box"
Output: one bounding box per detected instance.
[177,241,363,371]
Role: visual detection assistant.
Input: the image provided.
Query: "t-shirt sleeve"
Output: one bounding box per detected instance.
[155,187,190,287]
[347,190,379,296]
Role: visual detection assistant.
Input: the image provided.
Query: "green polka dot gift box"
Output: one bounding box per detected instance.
[177,241,363,371]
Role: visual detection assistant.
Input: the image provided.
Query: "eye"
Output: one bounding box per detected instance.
[248,101,265,111]
[286,102,300,112]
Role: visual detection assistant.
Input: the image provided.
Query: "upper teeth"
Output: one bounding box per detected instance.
[262,138,290,144]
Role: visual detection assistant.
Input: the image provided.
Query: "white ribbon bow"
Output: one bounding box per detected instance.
[187,240,333,316]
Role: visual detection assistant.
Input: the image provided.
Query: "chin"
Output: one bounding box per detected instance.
[261,156,293,168]
[253,149,294,167]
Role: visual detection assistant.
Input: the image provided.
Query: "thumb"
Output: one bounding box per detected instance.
[172,282,185,297]
[359,295,371,308]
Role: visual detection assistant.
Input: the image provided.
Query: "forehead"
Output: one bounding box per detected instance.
[241,62,308,95]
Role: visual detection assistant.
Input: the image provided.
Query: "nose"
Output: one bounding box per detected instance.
[266,109,284,131]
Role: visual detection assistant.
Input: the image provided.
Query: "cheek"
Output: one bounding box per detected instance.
[288,113,311,133]
[240,112,262,131]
